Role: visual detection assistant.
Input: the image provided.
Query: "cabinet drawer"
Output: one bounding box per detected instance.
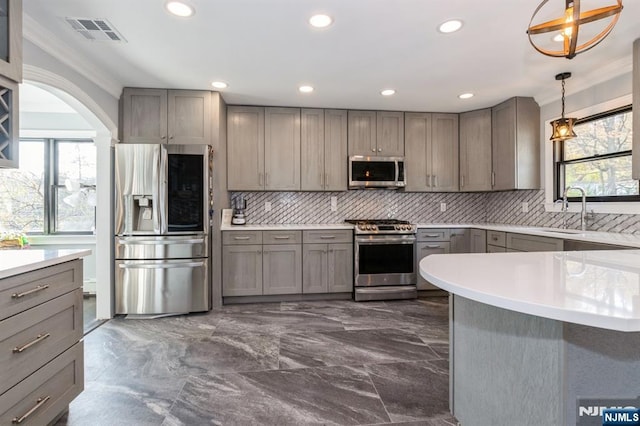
[0,342,83,426]
[486,231,506,247]
[0,289,83,395]
[263,231,302,244]
[417,229,450,242]
[303,230,352,244]
[486,244,507,253]
[223,231,262,245]
[0,260,82,322]
[506,233,563,252]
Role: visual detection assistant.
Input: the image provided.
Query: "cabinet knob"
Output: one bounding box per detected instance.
[169,135,174,140]
[161,136,166,140]
[378,148,382,152]
[371,148,376,152]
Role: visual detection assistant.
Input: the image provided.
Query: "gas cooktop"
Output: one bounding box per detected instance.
[345,219,416,234]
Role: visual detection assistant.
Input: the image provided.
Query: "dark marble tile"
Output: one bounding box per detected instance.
[413,322,449,344]
[214,301,283,313]
[281,300,388,311]
[55,375,185,426]
[164,365,390,426]
[213,309,345,335]
[365,360,450,423]
[428,343,449,360]
[279,328,440,369]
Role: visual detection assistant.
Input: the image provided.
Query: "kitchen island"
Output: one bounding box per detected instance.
[0,249,89,425]
[420,250,640,426]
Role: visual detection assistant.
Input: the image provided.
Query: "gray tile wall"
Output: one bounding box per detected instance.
[230,190,640,234]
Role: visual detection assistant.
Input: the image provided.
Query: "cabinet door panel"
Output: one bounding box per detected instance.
[492,98,517,190]
[416,242,450,290]
[470,229,487,253]
[450,229,469,253]
[265,108,300,190]
[263,244,302,295]
[0,0,22,83]
[459,109,492,191]
[404,113,431,192]
[301,109,325,191]
[324,110,348,190]
[328,243,353,293]
[222,245,262,296]
[122,88,168,144]
[376,111,404,156]
[348,110,377,155]
[227,106,265,190]
[303,244,328,294]
[168,90,211,145]
[431,113,459,192]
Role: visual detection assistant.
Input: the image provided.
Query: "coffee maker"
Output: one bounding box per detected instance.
[232,196,247,225]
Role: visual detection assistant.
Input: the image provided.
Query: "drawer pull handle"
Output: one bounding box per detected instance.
[11,285,49,299]
[273,236,290,240]
[320,236,336,239]
[427,245,441,248]
[233,236,251,240]
[12,396,51,424]
[424,234,440,237]
[13,333,51,353]
[492,236,498,241]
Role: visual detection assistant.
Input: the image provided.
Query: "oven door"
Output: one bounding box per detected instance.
[354,235,416,286]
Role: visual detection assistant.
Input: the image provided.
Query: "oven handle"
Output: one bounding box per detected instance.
[355,236,416,244]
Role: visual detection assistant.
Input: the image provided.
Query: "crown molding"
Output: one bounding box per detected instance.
[534,56,633,107]
[22,13,123,99]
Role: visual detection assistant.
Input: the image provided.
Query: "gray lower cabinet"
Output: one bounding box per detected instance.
[450,229,469,253]
[222,244,263,296]
[263,244,302,295]
[506,233,563,252]
[0,259,84,425]
[417,241,450,290]
[470,229,487,253]
[302,240,353,294]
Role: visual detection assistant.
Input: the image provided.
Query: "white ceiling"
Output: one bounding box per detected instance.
[22,0,640,113]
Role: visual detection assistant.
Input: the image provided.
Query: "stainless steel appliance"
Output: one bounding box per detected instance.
[346,219,417,301]
[349,155,406,189]
[231,195,247,225]
[114,144,213,315]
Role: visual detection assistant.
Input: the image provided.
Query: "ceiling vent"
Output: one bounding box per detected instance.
[65,18,127,42]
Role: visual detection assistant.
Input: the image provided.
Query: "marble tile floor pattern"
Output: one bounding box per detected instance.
[56,297,457,426]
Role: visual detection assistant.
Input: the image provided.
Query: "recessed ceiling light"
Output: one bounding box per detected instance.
[299,85,314,93]
[166,1,195,17]
[381,89,396,96]
[309,14,333,28]
[458,93,474,99]
[438,19,463,34]
[211,81,228,89]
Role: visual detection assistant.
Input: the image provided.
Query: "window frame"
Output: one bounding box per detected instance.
[18,137,96,235]
[553,105,637,203]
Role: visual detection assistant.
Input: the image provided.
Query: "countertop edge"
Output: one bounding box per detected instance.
[0,249,92,280]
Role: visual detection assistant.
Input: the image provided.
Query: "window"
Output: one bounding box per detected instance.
[0,139,96,234]
[555,106,636,202]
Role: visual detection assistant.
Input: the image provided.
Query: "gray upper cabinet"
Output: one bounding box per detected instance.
[0,0,22,83]
[376,111,404,156]
[227,106,265,190]
[301,109,348,191]
[491,97,540,190]
[459,109,492,191]
[348,110,404,156]
[0,75,18,168]
[348,110,377,155]
[120,88,212,145]
[265,107,300,190]
[405,113,458,192]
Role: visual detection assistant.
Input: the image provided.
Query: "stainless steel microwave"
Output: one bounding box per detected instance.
[349,155,406,189]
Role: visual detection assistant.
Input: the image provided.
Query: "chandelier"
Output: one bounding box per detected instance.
[527,0,623,59]
[550,72,577,142]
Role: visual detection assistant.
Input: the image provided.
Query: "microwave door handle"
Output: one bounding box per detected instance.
[395,160,399,183]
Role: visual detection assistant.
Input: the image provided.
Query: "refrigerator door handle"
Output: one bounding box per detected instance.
[118,261,205,269]
[157,146,169,234]
[118,238,205,245]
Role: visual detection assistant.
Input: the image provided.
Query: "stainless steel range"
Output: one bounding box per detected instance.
[345,219,417,301]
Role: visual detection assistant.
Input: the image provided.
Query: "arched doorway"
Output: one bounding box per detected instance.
[22,64,117,320]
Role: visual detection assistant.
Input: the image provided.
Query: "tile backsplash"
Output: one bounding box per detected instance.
[230,190,640,234]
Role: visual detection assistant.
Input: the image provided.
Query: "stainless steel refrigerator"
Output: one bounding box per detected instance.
[114,144,213,315]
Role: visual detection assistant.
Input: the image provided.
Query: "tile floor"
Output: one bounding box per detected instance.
[56,297,456,426]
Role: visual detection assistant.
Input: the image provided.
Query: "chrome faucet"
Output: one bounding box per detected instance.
[563,186,587,231]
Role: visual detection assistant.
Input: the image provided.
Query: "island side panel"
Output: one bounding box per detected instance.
[452,295,563,426]
[563,323,640,426]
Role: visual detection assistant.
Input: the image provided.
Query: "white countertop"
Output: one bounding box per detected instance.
[0,249,91,280]
[420,250,640,332]
[220,209,353,231]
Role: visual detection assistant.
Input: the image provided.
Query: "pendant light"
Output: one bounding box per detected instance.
[527,0,623,59]
[550,72,577,142]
